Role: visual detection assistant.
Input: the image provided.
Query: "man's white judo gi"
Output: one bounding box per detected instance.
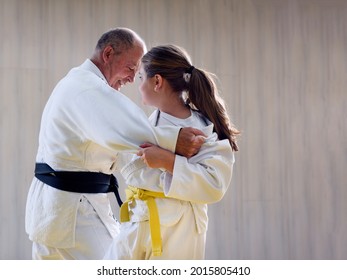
[104,109,235,259]
[25,59,180,259]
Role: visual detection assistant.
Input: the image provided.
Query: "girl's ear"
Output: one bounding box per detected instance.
[154,74,163,92]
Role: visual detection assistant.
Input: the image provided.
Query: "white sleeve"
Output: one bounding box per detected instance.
[162,137,234,204]
[74,89,180,153]
[115,110,173,191]
[119,156,165,192]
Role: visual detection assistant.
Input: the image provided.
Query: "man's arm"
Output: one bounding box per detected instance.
[138,127,206,166]
[148,126,205,158]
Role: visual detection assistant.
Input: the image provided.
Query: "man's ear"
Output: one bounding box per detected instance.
[102,46,114,62]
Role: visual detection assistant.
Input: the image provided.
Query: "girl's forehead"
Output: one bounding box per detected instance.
[138,65,146,75]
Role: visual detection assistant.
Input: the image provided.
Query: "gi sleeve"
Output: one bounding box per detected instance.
[118,155,165,192]
[162,137,235,204]
[74,87,180,154]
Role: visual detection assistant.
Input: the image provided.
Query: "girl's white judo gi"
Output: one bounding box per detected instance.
[105,109,235,259]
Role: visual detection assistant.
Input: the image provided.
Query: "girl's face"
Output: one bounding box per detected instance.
[138,66,158,107]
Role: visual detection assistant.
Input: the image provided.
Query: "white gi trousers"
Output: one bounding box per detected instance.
[32,196,119,260]
[104,201,206,260]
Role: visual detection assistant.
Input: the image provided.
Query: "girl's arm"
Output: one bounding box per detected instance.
[138,135,235,204]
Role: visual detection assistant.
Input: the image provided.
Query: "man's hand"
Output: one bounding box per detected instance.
[175,127,206,158]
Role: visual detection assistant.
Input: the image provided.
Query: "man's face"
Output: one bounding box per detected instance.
[107,45,144,91]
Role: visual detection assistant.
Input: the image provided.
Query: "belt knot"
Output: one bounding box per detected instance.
[119,186,166,256]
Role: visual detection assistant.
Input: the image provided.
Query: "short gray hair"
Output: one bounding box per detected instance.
[95,28,138,55]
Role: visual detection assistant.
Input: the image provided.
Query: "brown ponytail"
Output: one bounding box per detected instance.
[187,68,240,151]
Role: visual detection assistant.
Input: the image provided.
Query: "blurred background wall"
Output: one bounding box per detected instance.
[0,0,346,259]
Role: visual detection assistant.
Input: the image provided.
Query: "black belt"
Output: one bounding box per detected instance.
[34,163,123,207]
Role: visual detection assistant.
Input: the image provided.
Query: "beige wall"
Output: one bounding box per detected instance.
[1,0,346,259]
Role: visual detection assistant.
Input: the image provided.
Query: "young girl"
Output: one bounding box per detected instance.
[105,44,240,259]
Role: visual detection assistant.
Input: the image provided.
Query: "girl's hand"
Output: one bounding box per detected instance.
[138,143,175,173]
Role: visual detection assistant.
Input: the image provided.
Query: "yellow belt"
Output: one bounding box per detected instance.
[119,186,166,256]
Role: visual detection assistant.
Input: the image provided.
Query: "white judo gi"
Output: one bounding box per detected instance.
[104,110,235,260]
[25,59,180,259]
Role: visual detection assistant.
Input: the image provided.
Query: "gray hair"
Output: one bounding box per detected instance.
[95,28,140,55]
